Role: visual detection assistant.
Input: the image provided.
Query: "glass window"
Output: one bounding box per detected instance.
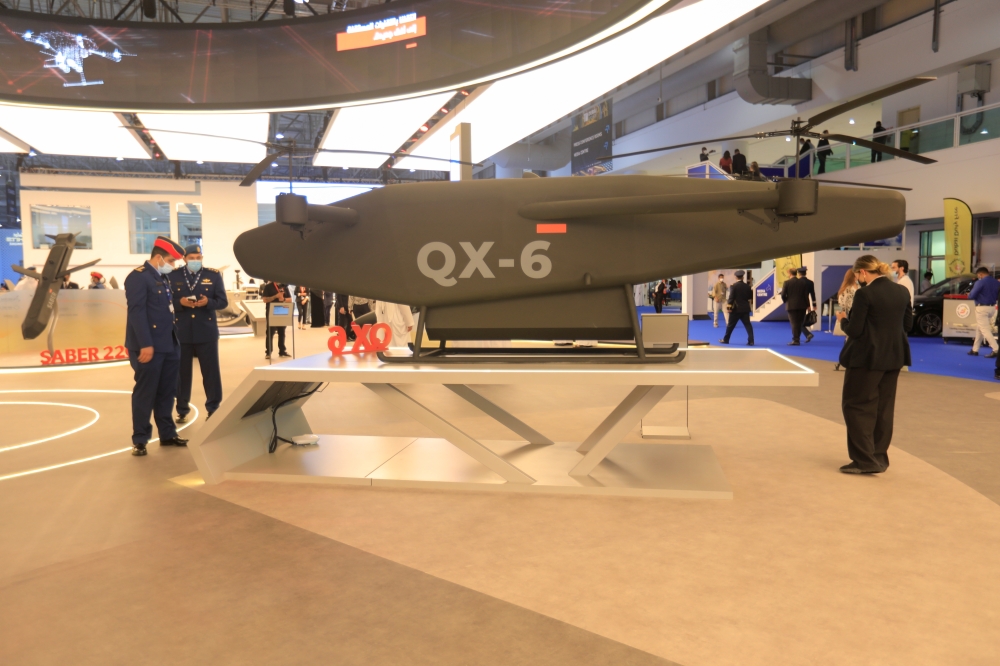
[902,118,954,155]
[129,201,170,255]
[177,203,203,248]
[258,203,276,226]
[958,107,1000,146]
[919,229,946,289]
[30,205,92,249]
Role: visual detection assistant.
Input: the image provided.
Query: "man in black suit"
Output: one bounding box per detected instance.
[837,257,913,474]
[732,149,747,176]
[781,266,816,345]
[718,270,754,345]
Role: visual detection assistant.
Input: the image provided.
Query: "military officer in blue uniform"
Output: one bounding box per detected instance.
[169,244,228,423]
[124,236,188,456]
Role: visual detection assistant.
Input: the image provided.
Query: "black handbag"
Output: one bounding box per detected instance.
[803,310,818,327]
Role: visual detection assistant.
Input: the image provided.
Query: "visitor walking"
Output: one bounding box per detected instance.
[718,271,753,346]
[891,259,914,307]
[732,149,747,176]
[653,279,668,314]
[967,267,999,359]
[710,274,728,327]
[782,266,816,345]
[872,121,888,162]
[719,151,733,174]
[816,130,831,174]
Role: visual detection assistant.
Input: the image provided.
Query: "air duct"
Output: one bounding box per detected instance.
[734,29,812,105]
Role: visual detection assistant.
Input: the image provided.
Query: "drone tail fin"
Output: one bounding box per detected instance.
[12,265,42,280]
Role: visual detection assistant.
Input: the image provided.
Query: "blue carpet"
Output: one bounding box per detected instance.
[636,306,998,383]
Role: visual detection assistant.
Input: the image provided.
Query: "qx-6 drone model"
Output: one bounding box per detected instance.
[22,30,131,88]
[129,78,938,363]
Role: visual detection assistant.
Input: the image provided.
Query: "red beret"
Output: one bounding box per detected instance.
[154,236,184,260]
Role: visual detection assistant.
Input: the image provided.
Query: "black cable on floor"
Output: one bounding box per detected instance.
[268,384,325,453]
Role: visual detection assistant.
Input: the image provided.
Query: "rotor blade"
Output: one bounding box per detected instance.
[119,125,271,148]
[805,78,936,129]
[240,148,291,187]
[611,133,787,162]
[814,179,912,191]
[311,147,482,167]
[824,134,937,164]
[64,259,102,275]
[518,189,780,221]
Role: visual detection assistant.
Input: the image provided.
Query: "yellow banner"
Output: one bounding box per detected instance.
[943,198,972,277]
[774,255,802,289]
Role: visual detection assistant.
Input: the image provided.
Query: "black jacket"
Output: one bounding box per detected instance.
[838,277,913,370]
[727,280,753,313]
[781,276,815,310]
[732,153,747,174]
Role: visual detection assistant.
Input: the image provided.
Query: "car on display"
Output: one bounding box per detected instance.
[911,275,976,336]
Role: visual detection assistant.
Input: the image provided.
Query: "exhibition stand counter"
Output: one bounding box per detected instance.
[189,348,817,499]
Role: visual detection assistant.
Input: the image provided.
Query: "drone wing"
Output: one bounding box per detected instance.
[11,265,42,280]
[518,189,779,221]
[64,259,102,276]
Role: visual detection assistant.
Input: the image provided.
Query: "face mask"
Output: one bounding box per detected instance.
[186,260,202,272]
[157,261,175,276]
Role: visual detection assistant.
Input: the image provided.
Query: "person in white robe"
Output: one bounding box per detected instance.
[374,301,415,348]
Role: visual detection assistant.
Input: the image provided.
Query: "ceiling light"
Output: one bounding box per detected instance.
[116,156,124,161]
[138,113,268,164]
[313,91,454,169]
[342,166,349,170]
[271,162,278,167]
[28,149,38,156]
[275,133,285,139]
[982,129,989,135]
[410,169,416,172]
[420,125,430,132]
[196,160,204,164]
[397,0,770,169]
[849,118,855,125]
[785,137,791,142]
[440,108,449,113]
[0,105,151,159]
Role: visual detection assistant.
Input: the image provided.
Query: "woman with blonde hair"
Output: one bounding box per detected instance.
[836,255,912,474]
[833,268,859,371]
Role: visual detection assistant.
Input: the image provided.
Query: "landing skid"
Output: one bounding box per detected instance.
[378,345,685,364]
[382,284,686,364]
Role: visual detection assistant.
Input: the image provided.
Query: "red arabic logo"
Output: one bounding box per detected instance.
[328,322,392,355]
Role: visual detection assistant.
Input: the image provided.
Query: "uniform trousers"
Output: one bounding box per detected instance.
[787,308,807,342]
[841,367,900,471]
[177,340,222,417]
[129,345,180,446]
[722,311,754,344]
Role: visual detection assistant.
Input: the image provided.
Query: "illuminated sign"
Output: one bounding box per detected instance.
[328,323,392,355]
[40,345,129,365]
[21,30,132,88]
[337,13,427,52]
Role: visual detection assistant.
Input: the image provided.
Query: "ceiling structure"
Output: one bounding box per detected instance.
[0,0,957,182]
[0,0,381,24]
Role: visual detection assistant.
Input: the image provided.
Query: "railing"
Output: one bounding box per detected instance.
[769,99,1000,175]
[686,162,734,179]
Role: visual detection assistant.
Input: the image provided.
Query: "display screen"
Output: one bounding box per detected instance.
[271,305,290,316]
[0,0,664,111]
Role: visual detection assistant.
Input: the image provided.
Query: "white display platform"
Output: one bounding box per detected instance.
[189,349,817,498]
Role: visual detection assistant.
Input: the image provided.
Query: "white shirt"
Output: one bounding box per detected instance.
[897,273,914,307]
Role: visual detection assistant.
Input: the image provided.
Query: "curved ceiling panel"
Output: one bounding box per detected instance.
[0,0,679,112]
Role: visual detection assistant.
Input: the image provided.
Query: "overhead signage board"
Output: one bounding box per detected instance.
[0,0,665,111]
[571,99,613,176]
[337,13,427,51]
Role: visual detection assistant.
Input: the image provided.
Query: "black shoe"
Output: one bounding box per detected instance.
[718,339,730,345]
[747,342,754,346]
[160,437,188,447]
[132,445,147,456]
[985,351,998,359]
[834,363,841,371]
[176,413,189,424]
[206,411,215,421]
[840,462,880,474]
[788,341,800,346]
[968,350,979,356]
[805,333,814,342]
[995,374,1000,381]
[279,351,291,358]
[264,353,271,360]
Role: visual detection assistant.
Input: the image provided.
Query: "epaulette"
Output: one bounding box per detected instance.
[204,267,220,273]
[134,265,145,272]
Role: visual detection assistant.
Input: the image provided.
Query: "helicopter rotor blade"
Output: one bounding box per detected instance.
[804,77,936,130]
[812,179,912,191]
[310,147,482,168]
[611,132,789,162]
[822,133,937,165]
[241,148,292,187]
[119,124,274,149]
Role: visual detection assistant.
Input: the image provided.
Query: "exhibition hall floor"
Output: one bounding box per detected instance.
[2,328,1000,665]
